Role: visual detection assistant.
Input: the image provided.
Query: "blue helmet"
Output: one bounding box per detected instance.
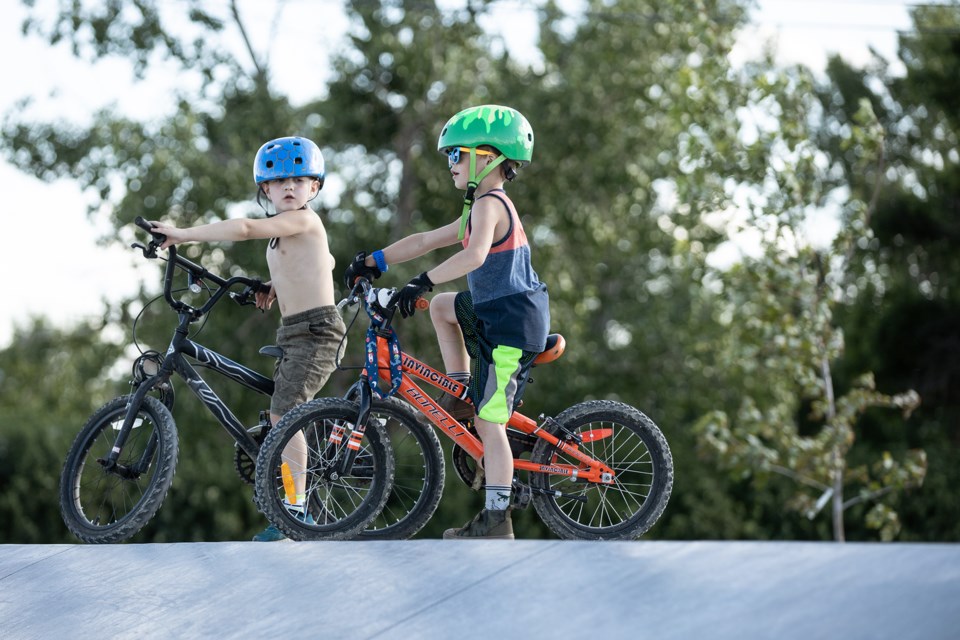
[253,136,325,186]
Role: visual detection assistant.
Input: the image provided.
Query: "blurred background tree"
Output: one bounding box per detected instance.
[811,2,960,541]
[1,0,955,543]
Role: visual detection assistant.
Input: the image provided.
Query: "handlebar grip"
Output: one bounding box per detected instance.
[134,216,167,244]
[415,297,430,310]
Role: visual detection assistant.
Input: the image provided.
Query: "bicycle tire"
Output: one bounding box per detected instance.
[529,400,673,540]
[357,397,444,540]
[253,398,395,540]
[59,395,179,544]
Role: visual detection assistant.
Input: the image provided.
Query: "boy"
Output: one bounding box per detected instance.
[345,105,549,539]
[150,136,346,541]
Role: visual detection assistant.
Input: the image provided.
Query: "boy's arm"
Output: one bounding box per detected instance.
[151,209,317,249]
[423,201,499,284]
[391,205,499,317]
[365,220,461,269]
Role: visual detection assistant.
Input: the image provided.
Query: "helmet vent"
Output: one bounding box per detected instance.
[265,161,274,168]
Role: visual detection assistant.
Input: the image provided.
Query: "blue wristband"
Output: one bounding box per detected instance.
[372,249,388,273]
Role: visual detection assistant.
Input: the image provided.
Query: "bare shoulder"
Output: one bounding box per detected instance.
[258,208,325,240]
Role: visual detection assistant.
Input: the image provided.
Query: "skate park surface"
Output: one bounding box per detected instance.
[1,540,958,639]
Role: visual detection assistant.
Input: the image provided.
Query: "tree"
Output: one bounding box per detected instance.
[4,0,950,543]
[693,86,925,541]
[812,2,960,541]
[0,318,126,543]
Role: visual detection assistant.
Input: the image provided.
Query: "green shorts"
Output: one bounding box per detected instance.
[454,292,538,424]
[271,306,347,416]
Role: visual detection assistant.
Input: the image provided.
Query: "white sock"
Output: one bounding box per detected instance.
[485,485,512,510]
[283,496,306,514]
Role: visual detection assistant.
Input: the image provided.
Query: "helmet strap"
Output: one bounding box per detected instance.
[457,149,507,240]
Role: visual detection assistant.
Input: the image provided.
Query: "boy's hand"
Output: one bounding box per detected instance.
[148,221,187,250]
[344,251,382,288]
[255,281,276,311]
[392,272,434,318]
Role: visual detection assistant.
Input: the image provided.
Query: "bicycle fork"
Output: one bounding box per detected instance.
[328,379,375,477]
[98,375,167,478]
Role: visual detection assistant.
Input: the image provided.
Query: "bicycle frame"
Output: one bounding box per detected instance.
[105,316,274,473]
[357,333,616,485]
[103,224,274,472]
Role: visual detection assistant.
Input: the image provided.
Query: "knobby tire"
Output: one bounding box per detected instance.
[59,395,179,544]
[253,398,395,540]
[357,397,444,540]
[530,400,673,540]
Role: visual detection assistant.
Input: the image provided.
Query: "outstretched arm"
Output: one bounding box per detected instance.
[377,220,461,266]
[150,209,317,250]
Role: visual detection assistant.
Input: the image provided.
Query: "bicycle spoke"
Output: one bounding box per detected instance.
[60,396,178,543]
[530,401,673,539]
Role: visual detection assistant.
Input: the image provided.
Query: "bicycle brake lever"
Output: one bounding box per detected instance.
[230,287,256,306]
[131,241,159,259]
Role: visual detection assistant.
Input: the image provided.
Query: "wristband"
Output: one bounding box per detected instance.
[372,249,388,273]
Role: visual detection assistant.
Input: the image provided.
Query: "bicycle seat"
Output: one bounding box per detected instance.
[533,334,565,366]
[259,345,284,360]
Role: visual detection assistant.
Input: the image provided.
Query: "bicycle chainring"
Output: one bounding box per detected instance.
[234,419,271,485]
[451,427,539,493]
[452,444,483,491]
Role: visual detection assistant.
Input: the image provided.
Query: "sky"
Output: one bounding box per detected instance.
[0,0,920,347]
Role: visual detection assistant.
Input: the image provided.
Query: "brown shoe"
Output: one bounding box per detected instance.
[437,392,475,421]
[442,509,514,540]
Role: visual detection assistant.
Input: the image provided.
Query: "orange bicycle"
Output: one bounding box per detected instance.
[254,279,673,540]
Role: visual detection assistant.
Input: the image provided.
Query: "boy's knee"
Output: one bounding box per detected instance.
[429,292,458,324]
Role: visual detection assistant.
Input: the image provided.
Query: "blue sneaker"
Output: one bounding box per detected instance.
[252,511,316,542]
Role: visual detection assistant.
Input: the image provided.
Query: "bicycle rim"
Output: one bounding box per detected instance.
[59,395,179,543]
[530,400,673,540]
[254,398,395,540]
[358,398,444,540]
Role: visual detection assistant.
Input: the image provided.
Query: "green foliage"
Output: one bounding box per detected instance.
[0,318,126,543]
[817,2,960,542]
[2,0,956,543]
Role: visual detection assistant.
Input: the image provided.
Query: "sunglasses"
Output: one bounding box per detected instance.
[446,146,497,167]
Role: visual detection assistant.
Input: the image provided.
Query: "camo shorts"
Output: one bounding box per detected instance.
[271,306,347,417]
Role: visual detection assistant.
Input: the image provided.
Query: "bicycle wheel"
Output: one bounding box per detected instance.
[254,398,395,540]
[357,397,444,540]
[530,400,673,540]
[59,395,179,544]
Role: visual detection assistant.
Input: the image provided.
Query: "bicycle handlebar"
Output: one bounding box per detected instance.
[132,216,269,319]
[338,278,429,331]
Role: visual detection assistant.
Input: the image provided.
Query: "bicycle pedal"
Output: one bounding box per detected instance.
[511,483,532,510]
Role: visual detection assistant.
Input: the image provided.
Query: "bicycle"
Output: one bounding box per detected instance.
[59,217,393,543]
[254,278,673,540]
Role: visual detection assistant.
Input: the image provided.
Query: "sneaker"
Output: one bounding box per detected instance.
[442,509,514,540]
[252,512,316,542]
[437,392,475,421]
[251,523,288,542]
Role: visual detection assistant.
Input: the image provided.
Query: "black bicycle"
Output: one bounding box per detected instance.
[58,217,393,543]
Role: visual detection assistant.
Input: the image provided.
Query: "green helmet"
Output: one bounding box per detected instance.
[437,105,534,163]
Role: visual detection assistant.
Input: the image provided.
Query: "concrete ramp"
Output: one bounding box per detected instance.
[1,541,958,639]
